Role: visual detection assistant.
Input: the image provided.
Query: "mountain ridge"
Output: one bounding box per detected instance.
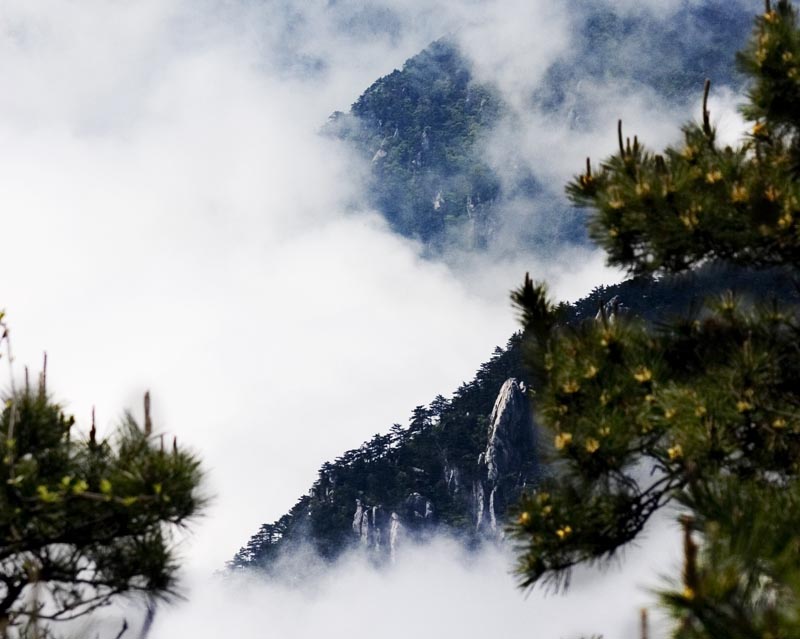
[230,265,800,573]
[325,3,753,253]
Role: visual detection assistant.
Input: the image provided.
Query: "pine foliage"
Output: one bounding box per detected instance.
[510,3,800,636]
[0,340,205,638]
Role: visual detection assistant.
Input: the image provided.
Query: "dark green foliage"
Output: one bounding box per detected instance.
[562,264,800,325]
[513,290,800,586]
[0,359,205,637]
[326,39,504,249]
[567,4,800,276]
[510,3,800,636]
[739,0,800,133]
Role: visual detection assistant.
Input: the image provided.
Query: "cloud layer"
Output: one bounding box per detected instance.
[0,0,619,572]
[148,513,684,639]
[0,1,754,637]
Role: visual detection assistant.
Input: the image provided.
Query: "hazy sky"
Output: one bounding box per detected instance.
[0,1,750,637]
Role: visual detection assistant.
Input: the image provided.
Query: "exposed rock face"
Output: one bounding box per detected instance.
[484,378,534,483]
[473,478,486,531]
[352,499,365,538]
[484,379,533,483]
[351,377,536,554]
[352,500,389,550]
[353,492,434,561]
[405,492,434,522]
[595,295,624,322]
[371,506,388,550]
[389,513,403,563]
[475,378,536,536]
[444,462,461,496]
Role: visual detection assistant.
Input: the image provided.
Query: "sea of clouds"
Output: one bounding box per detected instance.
[0,1,751,637]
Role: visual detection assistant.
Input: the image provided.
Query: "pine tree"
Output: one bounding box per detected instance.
[509,2,800,636]
[0,322,205,638]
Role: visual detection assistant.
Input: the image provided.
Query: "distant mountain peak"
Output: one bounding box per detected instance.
[325,37,504,251]
[324,6,753,255]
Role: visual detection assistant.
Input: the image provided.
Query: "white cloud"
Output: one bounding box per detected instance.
[592,0,749,18]
[456,1,573,111]
[0,0,616,577]
[0,1,733,637]
[146,513,682,639]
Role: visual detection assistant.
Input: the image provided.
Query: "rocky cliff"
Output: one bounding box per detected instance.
[324,38,504,251]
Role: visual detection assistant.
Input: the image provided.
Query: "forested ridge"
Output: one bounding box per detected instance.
[324,3,752,252]
[230,264,799,573]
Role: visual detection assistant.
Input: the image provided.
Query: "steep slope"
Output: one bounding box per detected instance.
[229,333,530,571]
[230,265,800,573]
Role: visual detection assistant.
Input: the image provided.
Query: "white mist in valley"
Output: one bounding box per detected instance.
[0,1,749,637]
[0,0,622,576]
[149,514,682,639]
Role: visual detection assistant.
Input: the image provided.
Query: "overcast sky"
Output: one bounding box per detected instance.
[0,1,751,637]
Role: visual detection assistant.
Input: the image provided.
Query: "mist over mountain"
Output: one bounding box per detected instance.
[325,39,507,252]
[224,0,767,582]
[323,2,752,254]
[0,0,781,637]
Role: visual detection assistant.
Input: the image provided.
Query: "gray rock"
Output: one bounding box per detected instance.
[473,479,486,531]
[350,376,536,556]
[370,506,387,550]
[405,492,434,522]
[389,512,403,563]
[444,461,461,496]
[352,500,390,551]
[475,377,535,536]
[352,499,365,537]
[488,486,498,533]
[484,378,533,483]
